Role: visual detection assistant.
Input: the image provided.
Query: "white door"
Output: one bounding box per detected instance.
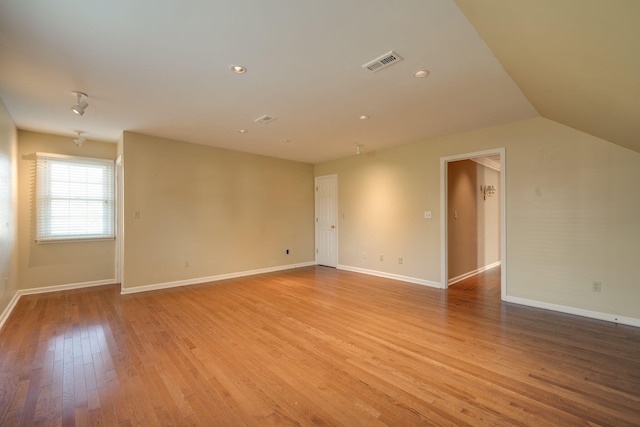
[315,175,337,267]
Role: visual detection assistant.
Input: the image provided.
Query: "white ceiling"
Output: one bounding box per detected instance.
[0,0,539,163]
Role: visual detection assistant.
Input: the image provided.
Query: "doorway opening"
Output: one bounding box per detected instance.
[440,149,506,300]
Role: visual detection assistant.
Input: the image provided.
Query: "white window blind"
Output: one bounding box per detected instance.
[36,153,115,242]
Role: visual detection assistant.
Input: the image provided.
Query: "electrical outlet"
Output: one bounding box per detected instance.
[398,257,403,264]
[592,281,601,292]
[184,260,190,267]
[379,254,384,261]
[363,251,367,259]
[134,210,141,219]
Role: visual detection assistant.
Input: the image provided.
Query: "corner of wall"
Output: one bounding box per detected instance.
[0,96,19,327]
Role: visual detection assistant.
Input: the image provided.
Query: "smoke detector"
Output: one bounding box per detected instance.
[362,51,403,72]
[254,114,276,125]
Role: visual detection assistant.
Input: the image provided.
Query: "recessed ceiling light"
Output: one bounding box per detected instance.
[231,65,247,74]
[359,115,369,120]
[237,129,248,133]
[413,70,430,78]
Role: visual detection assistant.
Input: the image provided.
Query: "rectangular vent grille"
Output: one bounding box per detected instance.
[254,114,276,125]
[362,51,403,72]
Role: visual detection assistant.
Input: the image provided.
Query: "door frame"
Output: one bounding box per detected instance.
[115,155,124,286]
[440,148,506,300]
[315,174,338,267]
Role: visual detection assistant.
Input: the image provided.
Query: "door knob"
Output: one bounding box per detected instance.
[331,225,335,228]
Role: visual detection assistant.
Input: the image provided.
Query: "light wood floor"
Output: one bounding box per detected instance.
[1,266,639,426]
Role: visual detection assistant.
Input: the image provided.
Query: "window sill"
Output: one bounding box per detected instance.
[35,237,115,244]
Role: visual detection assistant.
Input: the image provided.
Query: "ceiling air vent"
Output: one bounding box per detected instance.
[362,51,403,72]
[254,114,276,125]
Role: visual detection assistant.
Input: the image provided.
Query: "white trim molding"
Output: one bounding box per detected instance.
[471,156,501,172]
[448,261,501,286]
[505,296,640,328]
[0,278,116,331]
[0,292,22,331]
[121,262,317,295]
[337,265,441,289]
[440,148,507,301]
[19,279,116,296]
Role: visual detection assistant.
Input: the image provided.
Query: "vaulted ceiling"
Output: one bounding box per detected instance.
[454,0,640,155]
[0,1,636,163]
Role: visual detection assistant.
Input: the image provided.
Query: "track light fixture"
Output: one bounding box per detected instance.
[73,131,86,147]
[71,91,89,116]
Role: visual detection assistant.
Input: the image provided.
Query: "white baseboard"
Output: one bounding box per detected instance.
[121,261,317,295]
[4,266,636,332]
[0,278,116,331]
[448,261,501,285]
[1,262,320,327]
[337,265,441,289]
[0,292,22,331]
[505,295,640,328]
[20,279,116,295]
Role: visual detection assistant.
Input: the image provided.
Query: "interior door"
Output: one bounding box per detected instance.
[315,175,337,267]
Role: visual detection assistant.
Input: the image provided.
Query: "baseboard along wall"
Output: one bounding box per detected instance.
[2,262,638,331]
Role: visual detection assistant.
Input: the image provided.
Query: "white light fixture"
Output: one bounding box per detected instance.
[73,131,86,147]
[237,129,248,133]
[481,184,496,200]
[359,115,369,120]
[356,144,363,155]
[231,65,247,74]
[71,91,89,116]
[413,70,430,78]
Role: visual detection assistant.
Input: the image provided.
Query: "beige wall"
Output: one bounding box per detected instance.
[315,117,640,320]
[17,130,117,289]
[447,159,500,280]
[121,132,315,290]
[477,162,500,269]
[5,115,639,322]
[0,98,18,317]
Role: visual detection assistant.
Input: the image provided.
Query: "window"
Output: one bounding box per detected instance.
[36,153,115,242]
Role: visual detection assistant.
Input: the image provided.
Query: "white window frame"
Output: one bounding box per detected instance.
[36,152,115,243]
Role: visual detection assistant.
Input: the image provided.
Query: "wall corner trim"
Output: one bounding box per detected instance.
[337,265,441,288]
[505,295,640,328]
[120,262,317,295]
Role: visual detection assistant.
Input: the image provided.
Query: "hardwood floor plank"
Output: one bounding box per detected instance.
[74,403,89,426]
[5,377,28,424]
[1,266,639,425]
[96,379,117,426]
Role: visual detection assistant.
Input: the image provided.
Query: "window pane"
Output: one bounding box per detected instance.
[37,154,115,241]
